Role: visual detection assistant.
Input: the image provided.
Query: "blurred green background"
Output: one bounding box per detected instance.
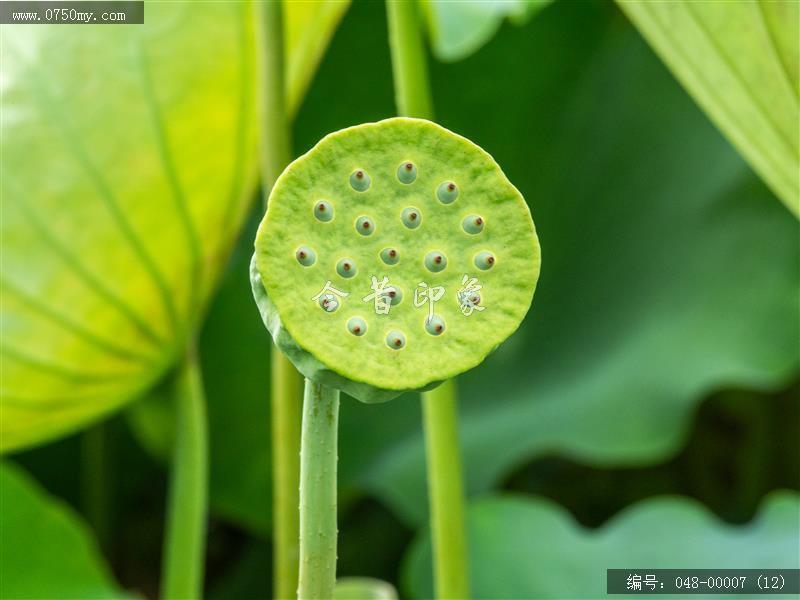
[2,0,798,598]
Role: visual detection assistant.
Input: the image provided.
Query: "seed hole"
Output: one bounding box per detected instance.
[347,317,367,337]
[396,161,418,184]
[402,207,422,229]
[380,248,400,265]
[475,251,495,270]
[336,258,357,278]
[314,201,334,222]
[318,294,339,312]
[350,169,371,192]
[424,251,448,273]
[295,246,316,267]
[462,214,484,234]
[437,181,459,204]
[356,216,375,236]
[425,315,446,336]
[386,286,403,306]
[386,330,406,349]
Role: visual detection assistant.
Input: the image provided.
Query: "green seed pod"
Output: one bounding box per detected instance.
[401,207,421,229]
[252,117,540,403]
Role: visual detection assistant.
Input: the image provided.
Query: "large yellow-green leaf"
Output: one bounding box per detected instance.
[618,0,800,217]
[405,492,800,598]
[0,461,131,599]
[1,0,348,453]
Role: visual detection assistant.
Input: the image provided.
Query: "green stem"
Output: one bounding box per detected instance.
[257,3,303,598]
[160,346,208,600]
[387,2,469,598]
[422,380,469,599]
[271,349,303,599]
[298,380,340,600]
[386,0,434,118]
[81,422,112,551]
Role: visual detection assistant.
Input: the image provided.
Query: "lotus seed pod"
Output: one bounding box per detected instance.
[252,117,540,403]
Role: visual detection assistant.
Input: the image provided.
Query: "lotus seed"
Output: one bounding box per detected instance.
[425,315,446,336]
[386,330,406,349]
[336,258,357,278]
[387,286,403,306]
[424,251,447,273]
[318,294,339,312]
[397,161,417,184]
[347,317,367,336]
[350,169,371,192]
[437,181,459,204]
[402,207,421,229]
[475,251,495,270]
[356,216,374,236]
[380,248,399,265]
[295,246,316,267]
[462,214,484,234]
[314,201,334,222]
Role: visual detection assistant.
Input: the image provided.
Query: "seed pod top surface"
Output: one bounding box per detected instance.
[253,117,540,402]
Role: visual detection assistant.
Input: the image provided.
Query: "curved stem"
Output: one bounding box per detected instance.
[160,346,208,600]
[257,3,303,598]
[298,380,340,600]
[387,2,469,598]
[422,380,469,599]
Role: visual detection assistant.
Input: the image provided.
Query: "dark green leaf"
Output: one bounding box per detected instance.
[0,462,131,599]
[404,492,800,598]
